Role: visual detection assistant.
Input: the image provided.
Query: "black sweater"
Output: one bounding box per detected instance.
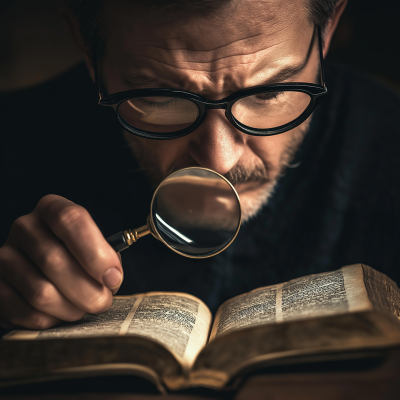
[1,62,399,313]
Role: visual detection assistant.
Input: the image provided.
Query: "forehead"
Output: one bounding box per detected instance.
[103,0,313,92]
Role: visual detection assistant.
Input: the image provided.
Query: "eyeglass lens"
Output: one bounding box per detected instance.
[118,97,199,133]
[231,91,311,129]
[117,91,311,134]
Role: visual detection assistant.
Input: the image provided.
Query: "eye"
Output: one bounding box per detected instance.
[254,92,284,101]
[137,98,174,108]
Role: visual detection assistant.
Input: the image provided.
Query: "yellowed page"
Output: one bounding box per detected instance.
[279,264,371,323]
[6,295,142,340]
[4,292,212,368]
[342,264,373,312]
[209,283,280,340]
[210,265,372,340]
[124,292,211,368]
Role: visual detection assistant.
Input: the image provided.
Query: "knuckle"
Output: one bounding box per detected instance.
[37,194,54,205]
[10,215,29,235]
[30,282,57,310]
[38,246,65,273]
[7,215,36,246]
[57,205,88,228]
[85,291,113,314]
[36,194,61,211]
[0,280,57,330]
[29,312,55,330]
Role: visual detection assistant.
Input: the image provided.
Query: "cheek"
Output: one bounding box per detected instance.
[248,130,295,164]
[135,136,192,173]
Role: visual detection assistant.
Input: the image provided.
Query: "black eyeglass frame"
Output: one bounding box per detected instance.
[94,26,328,140]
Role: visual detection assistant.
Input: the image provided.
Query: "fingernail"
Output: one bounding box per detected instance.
[103,267,122,289]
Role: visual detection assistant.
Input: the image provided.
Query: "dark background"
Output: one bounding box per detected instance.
[0,0,399,93]
[327,0,400,93]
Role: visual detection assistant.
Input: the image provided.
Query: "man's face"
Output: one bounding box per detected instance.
[99,0,320,221]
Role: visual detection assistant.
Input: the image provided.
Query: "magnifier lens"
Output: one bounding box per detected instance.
[151,169,241,257]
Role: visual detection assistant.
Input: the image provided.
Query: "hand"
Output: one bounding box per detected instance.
[0,195,123,330]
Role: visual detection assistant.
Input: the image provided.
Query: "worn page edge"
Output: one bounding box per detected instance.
[3,291,211,341]
[341,264,373,312]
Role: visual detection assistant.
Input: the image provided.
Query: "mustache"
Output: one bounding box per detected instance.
[123,134,274,190]
[168,158,270,187]
[224,162,270,186]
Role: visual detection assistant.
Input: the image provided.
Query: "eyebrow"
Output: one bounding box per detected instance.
[257,61,310,86]
[121,38,314,92]
[122,74,167,89]
[123,64,303,92]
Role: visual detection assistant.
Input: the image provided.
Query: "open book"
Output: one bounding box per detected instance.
[1,264,400,392]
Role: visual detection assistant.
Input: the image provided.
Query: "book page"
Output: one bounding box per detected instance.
[281,264,371,321]
[125,292,211,368]
[5,296,141,340]
[5,292,212,367]
[210,265,371,340]
[209,285,278,340]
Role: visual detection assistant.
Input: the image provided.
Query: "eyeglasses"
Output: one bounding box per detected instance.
[94,26,327,140]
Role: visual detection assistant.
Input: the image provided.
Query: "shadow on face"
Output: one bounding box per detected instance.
[83,0,341,219]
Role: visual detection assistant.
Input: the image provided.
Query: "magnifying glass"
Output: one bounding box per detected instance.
[106,167,241,258]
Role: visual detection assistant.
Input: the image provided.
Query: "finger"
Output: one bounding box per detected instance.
[114,253,122,295]
[0,245,85,321]
[0,279,60,330]
[36,195,123,290]
[9,215,114,314]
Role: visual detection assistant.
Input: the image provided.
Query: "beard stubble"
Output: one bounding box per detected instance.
[123,118,310,222]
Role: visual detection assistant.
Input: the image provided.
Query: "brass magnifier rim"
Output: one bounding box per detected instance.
[148,166,242,259]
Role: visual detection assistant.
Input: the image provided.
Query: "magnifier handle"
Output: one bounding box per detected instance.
[106,231,129,253]
[106,225,151,253]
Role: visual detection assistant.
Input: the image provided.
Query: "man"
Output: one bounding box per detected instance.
[0,0,399,330]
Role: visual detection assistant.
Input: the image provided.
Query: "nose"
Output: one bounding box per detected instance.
[188,110,245,175]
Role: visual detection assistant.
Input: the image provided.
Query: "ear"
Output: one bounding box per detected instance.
[322,0,348,57]
[61,7,95,82]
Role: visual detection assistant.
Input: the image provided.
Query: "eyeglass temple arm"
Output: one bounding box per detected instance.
[93,47,103,101]
[317,25,326,88]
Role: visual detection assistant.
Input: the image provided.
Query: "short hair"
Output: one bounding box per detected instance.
[69,0,339,54]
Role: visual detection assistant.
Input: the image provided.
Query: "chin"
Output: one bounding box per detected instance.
[236,181,277,223]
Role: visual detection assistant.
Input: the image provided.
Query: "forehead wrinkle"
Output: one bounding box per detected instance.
[119,21,298,84]
[127,57,256,86]
[129,21,287,64]
[133,51,261,69]
[109,0,311,93]
[126,37,284,77]
[134,31,268,54]
[119,34,309,93]
[117,1,283,49]
[248,28,314,80]
[141,41,281,64]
